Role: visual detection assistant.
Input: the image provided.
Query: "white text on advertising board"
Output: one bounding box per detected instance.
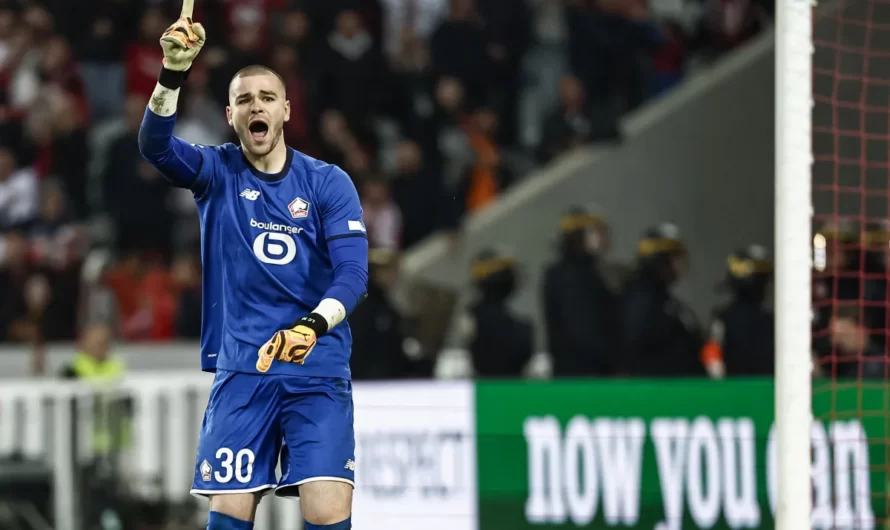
[524,416,874,530]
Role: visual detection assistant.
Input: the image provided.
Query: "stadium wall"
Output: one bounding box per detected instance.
[0,343,482,379]
[400,32,776,347]
[0,373,881,530]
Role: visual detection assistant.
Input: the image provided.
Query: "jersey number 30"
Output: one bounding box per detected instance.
[253,232,297,265]
[214,448,255,484]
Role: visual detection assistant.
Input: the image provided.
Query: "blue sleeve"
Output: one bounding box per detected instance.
[319,165,367,240]
[318,165,368,314]
[137,108,214,194]
[326,236,369,314]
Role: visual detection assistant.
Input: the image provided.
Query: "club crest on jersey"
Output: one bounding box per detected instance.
[289,197,310,219]
[200,460,212,482]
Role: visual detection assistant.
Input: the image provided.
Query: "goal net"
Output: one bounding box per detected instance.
[808,0,890,528]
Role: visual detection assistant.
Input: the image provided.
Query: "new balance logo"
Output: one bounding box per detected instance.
[240,189,260,201]
[344,459,356,471]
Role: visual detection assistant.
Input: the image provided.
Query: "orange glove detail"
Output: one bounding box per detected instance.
[159,16,206,71]
[256,324,319,373]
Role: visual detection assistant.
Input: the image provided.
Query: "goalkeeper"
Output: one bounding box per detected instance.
[138,11,368,530]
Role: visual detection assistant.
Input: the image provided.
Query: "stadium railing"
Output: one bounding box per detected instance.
[1,374,882,530]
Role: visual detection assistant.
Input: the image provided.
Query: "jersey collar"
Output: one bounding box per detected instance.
[241,146,294,183]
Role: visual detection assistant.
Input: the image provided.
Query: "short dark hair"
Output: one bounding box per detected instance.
[228,65,285,92]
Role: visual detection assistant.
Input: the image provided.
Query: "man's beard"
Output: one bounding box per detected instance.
[240,126,282,157]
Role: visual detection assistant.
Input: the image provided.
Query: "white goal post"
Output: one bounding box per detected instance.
[774,1,814,530]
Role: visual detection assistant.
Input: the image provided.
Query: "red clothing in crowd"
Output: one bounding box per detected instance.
[281,72,312,153]
[106,265,177,341]
[126,42,163,100]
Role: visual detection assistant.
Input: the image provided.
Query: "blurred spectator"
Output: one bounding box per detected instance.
[344,143,375,181]
[0,6,18,71]
[351,249,430,379]
[60,321,123,381]
[461,106,512,213]
[319,9,387,127]
[701,245,774,379]
[827,308,888,380]
[278,8,315,61]
[538,76,606,163]
[620,223,704,377]
[521,0,569,147]
[593,212,632,293]
[0,146,38,229]
[31,179,79,264]
[39,36,89,119]
[76,1,128,121]
[176,68,229,147]
[433,76,473,190]
[5,8,45,112]
[650,20,688,97]
[812,220,861,361]
[172,251,202,339]
[224,0,288,41]
[361,175,402,250]
[695,0,768,57]
[49,91,90,218]
[476,0,532,145]
[386,17,437,140]
[381,0,448,61]
[269,45,314,154]
[59,322,133,478]
[465,246,533,377]
[389,139,444,247]
[26,178,87,341]
[105,252,177,342]
[78,248,119,333]
[568,0,664,122]
[104,96,175,259]
[205,20,266,106]
[0,237,49,343]
[319,109,355,169]
[863,220,890,350]
[125,8,166,102]
[22,5,54,42]
[430,0,491,106]
[542,207,619,376]
[170,68,226,248]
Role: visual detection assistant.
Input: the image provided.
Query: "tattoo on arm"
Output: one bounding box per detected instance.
[148,84,180,117]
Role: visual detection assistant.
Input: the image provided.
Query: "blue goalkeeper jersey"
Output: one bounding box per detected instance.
[138,109,369,379]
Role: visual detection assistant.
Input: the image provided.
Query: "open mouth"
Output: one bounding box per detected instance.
[248,119,269,142]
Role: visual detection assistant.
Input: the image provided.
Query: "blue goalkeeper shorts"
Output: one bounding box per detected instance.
[190,369,355,497]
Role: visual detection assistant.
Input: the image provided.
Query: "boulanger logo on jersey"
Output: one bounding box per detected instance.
[250,218,304,265]
[250,218,303,235]
[351,381,478,530]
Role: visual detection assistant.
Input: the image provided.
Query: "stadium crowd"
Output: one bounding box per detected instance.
[8,3,871,530]
[0,0,772,370]
[459,213,890,384]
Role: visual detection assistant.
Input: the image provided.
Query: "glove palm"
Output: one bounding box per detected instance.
[256,325,318,373]
[160,17,206,71]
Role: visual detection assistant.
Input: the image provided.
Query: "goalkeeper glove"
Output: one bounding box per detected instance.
[159,16,206,72]
[256,314,328,373]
